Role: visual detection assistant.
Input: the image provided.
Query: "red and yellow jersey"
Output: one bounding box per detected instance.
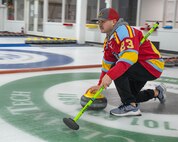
[98,25,164,85]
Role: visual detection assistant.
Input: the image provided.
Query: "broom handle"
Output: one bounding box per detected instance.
[74,86,104,122]
[140,22,159,45]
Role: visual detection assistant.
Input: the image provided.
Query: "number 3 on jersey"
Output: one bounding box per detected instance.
[120,39,134,52]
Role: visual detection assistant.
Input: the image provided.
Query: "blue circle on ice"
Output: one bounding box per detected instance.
[0,49,73,69]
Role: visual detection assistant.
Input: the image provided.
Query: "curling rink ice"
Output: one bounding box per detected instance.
[0,44,178,142]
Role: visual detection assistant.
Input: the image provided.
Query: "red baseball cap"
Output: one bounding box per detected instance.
[97,8,119,21]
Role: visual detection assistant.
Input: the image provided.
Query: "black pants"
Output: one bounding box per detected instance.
[113,62,157,104]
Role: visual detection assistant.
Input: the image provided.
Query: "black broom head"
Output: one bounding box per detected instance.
[63,118,79,130]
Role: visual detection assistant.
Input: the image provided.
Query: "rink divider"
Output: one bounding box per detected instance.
[0,64,102,74]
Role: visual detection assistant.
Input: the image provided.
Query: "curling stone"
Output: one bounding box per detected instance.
[175,58,178,66]
[164,58,175,67]
[171,57,178,66]
[80,90,107,110]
